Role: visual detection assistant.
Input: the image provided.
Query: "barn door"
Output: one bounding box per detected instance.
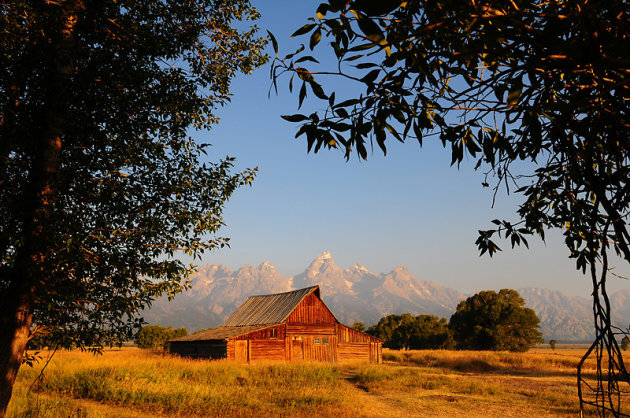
[292,338,303,361]
[235,340,249,362]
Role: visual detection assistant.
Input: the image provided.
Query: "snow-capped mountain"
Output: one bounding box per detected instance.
[142,251,630,341]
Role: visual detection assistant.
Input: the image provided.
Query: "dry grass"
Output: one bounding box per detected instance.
[6,347,628,417]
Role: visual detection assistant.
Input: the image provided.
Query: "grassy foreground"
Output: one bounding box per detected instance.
[6,346,625,417]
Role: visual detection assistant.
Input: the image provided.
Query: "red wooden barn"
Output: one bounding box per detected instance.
[169,286,382,363]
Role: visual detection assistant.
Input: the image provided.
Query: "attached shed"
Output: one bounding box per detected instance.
[169,286,382,363]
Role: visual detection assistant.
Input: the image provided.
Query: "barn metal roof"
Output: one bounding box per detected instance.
[221,286,321,326]
[169,324,277,342]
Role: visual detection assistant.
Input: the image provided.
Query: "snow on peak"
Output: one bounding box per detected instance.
[351,263,369,273]
[316,250,332,260]
[259,261,275,270]
[307,251,336,275]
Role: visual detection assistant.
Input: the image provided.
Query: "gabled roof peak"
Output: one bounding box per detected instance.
[220,286,323,327]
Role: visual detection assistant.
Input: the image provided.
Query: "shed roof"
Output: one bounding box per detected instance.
[221,286,324,326]
[170,324,276,342]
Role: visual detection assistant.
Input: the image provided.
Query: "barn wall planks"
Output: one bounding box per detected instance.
[338,342,370,362]
[249,340,285,361]
[286,293,337,324]
[337,324,376,343]
[227,340,235,360]
[232,324,285,341]
[286,324,335,335]
[234,340,248,362]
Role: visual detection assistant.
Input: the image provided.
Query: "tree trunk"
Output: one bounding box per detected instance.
[0,281,35,416]
[0,2,81,415]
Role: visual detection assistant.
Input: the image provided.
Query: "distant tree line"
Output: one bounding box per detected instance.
[364,289,543,352]
[135,325,187,350]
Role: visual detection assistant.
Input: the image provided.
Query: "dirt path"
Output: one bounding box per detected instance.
[338,368,426,417]
[338,368,575,418]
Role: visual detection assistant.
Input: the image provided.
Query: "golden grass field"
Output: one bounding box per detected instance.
[6,346,628,417]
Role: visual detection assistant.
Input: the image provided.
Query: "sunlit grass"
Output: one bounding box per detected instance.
[7,346,627,417]
[9,349,353,417]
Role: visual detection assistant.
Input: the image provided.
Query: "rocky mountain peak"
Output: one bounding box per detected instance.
[348,263,369,273]
[258,261,276,271]
[305,251,338,277]
[393,265,410,273]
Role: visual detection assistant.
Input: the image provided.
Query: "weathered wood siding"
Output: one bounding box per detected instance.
[169,340,227,359]
[336,324,382,363]
[232,324,285,341]
[227,340,235,360]
[370,342,381,364]
[287,335,337,362]
[286,324,335,335]
[289,337,302,361]
[338,342,370,362]
[337,324,375,343]
[249,340,285,360]
[234,340,248,362]
[286,293,336,324]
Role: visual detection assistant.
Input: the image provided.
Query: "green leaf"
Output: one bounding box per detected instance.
[281,114,310,122]
[267,30,278,56]
[291,23,316,38]
[413,121,423,146]
[361,68,380,84]
[335,108,349,118]
[310,28,322,50]
[335,98,361,108]
[298,82,307,109]
[309,80,328,100]
[385,123,402,142]
[316,3,329,20]
[354,62,379,69]
[375,126,387,155]
[507,79,523,107]
[295,56,320,64]
[354,12,387,46]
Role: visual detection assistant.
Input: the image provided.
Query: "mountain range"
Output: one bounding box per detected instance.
[142,251,630,342]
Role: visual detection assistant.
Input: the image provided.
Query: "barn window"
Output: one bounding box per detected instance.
[322,338,328,344]
[314,338,320,344]
[270,328,277,338]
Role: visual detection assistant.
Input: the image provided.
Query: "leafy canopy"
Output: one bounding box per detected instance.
[0,0,267,351]
[367,313,454,350]
[449,289,543,352]
[135,325,187,351]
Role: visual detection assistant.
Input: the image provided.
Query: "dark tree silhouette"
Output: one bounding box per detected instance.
[367,313,454,350]
[0,0,266,413]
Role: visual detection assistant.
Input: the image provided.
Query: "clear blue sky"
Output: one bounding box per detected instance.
[188,1,628,298]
